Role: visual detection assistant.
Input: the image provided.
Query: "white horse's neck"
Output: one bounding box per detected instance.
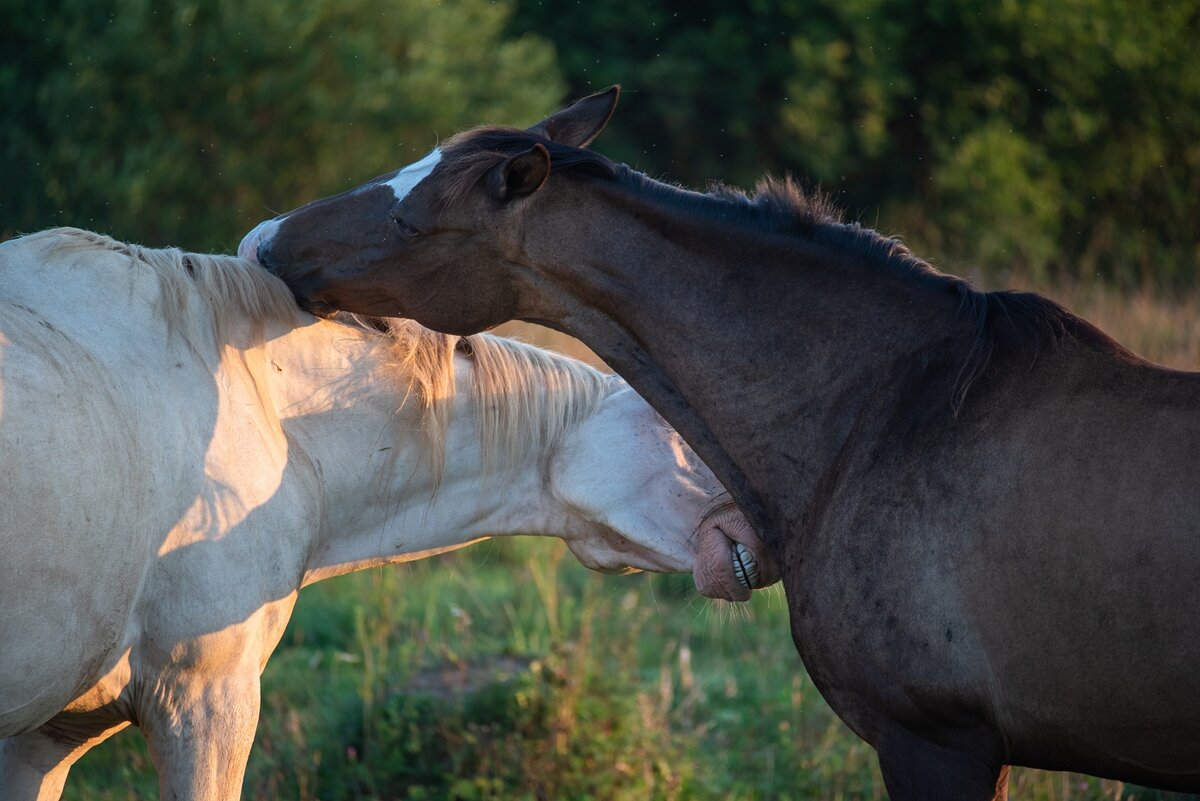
[256,320,600,587]
[300,441,564,586]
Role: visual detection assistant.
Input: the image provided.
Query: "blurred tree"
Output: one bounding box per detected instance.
[0,0,564,251]
[511,0,1200,285]
[5,0,1197,283]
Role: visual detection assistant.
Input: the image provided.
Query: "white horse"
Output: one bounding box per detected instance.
[0,229,776,800]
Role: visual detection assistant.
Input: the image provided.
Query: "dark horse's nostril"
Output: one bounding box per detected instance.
[255,240,274,271]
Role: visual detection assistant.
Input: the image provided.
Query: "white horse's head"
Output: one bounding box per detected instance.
[548,384,777,601]
[319,319,773,601]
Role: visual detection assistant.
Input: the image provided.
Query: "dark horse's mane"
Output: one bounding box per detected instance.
[442,126,1123,409]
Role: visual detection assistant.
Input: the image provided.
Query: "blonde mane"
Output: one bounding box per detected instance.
[38,227,301,345]
[371,316,613,478]
[29,227,613,476]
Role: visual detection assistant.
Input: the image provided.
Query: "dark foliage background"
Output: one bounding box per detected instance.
[3,0,1197,285]
[512,0,1200,285]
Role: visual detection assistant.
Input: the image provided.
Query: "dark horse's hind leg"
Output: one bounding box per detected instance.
[876,725,1010,801]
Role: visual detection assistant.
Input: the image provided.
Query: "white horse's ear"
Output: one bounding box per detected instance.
[527,86,620,149]
[495,144,551,201]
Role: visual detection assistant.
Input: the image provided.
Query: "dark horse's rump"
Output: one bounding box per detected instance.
[244,87,1200,799]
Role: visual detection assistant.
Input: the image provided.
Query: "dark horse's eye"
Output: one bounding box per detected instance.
[389,209,420,238]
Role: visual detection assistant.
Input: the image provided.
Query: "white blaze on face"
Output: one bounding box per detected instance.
[385,148,442,202]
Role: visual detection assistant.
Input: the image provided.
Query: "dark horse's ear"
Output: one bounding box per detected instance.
[527,85,620,149]
[493,144,551,202]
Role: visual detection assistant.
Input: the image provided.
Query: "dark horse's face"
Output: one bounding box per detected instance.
[241,88,621,334]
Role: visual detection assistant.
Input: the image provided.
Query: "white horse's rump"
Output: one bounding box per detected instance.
[0,229,772,800]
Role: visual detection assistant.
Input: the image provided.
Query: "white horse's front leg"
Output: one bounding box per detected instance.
[0,709,129,801]
[139,670,261,801]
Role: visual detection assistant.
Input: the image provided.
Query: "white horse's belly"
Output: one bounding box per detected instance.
[0,486,151,737]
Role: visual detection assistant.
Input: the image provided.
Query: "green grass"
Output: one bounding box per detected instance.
[61,537,1196,800]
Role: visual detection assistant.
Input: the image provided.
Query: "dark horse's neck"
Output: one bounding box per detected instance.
[519,168,1086,546]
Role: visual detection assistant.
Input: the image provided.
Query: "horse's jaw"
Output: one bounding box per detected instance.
[558,501,778,603]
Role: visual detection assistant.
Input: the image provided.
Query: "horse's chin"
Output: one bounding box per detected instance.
[693,510,779,602]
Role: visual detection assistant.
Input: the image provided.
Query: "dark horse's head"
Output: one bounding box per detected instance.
[241,87,622,335]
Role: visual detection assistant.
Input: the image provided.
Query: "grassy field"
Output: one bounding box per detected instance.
[63,279,1200,800]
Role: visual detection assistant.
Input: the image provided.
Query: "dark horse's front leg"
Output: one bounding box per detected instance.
[876,724,1010,801]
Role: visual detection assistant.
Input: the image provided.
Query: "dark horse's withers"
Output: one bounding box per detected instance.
[241,88,1200,799]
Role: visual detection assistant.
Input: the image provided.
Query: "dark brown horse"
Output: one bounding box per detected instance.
[241,88,1200,799]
